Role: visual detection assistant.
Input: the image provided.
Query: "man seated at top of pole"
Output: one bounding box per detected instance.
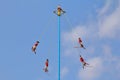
[53,5,66,16]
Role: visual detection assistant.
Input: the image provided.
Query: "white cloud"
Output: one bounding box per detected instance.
[62,26,88,43]
[62,1,120,40]
[62,25,97,46]
[98,0,120,38]
[63,48,75,56]
[77,44,120,80]
[78,57,103,80]
[100,44,120,79]
[98,0,112,16]
[102,45,112,57]
[61,67,69,78]
[97,2,120,78]
[62,26,89,57]
[62,25,96,57]
[102,44,119,63]
[61,1,120,80]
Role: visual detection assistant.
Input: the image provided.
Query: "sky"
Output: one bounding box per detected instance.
[0,0,120,80]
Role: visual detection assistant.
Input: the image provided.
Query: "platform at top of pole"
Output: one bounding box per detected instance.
[53,5,66,16]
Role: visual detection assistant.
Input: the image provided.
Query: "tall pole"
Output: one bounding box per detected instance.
[58,16,60,80]
[54,6,65,80]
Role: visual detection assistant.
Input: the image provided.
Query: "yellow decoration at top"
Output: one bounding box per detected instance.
[54,5,65,16]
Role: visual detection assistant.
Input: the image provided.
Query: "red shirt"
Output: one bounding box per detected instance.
[80,57,84,62]
[45,61,48,67]
[78,38,82,43]
[34,43,38,46]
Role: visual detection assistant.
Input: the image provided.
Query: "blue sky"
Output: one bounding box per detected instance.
[0,0,120,80]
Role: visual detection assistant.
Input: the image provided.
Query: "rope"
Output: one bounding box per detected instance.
[63,14,77,48]
[38,16,55,40]
[63,14,83,56]
[63,14,88,56]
